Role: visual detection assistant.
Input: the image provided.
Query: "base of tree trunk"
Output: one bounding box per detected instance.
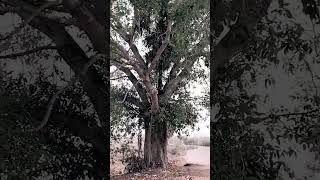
[143,118,168,168]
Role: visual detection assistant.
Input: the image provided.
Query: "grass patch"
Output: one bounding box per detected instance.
[182,136,210,147]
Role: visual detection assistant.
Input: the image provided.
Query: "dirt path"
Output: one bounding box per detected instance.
[184,146,210,166]
[181,146,210,179]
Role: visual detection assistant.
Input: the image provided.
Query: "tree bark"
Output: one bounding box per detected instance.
[143,116,168,168]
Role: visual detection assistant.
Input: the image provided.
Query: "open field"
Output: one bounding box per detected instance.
[181,136,210,147]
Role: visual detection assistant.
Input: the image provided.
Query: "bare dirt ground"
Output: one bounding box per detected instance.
[111,145,210,180]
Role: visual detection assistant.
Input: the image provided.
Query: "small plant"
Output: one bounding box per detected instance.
[116,143,144,173]
[124,154,144,173]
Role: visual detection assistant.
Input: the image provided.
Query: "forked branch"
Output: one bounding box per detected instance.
[27,54,104,132]
[214,14,239,46]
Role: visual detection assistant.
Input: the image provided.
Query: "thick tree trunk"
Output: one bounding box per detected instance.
[143,116,168,168]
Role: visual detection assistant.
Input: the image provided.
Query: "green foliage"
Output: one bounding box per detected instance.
[0,71,104,179]
[123,150,144,173]
[211,1,320,179]
[160,101,198,135]
[211,74,296,179]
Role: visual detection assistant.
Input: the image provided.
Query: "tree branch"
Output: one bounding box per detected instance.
[111,25,146,69]
[211,0,273,80]
[303,58,319,106]
[213,15,238,46]
[27,54,102,132]
[111,41,146,79]
[117,66,149,106]
[121,80,139,103]
[161,63,193,102]
[162,49,207,102]
[63,0,107,54]
[0,45,58,59]
[110,13,148,71]
[111,39,147,78]
[110,75,128,80]
[0,0,62,51]
[27,79,71,132]
[111,39,131,61]
[0,2,76,26]
[146,21,173,75]
[251,109,320,125]
[110,58,134,69]
[129,43,147,68]
[166,59,182,81]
